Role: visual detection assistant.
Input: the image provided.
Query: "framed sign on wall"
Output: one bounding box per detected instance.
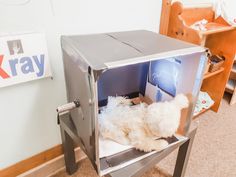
[0,32,52,88]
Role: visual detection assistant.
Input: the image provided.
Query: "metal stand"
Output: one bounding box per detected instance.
[59,115,78,175]
[59,112,197,177]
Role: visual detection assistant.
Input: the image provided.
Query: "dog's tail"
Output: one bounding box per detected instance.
[132,138,169,152]
[173,94,189,109]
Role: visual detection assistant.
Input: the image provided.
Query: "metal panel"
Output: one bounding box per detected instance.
[107,30,197,55]
[62,49,99,171]
[62,30,205,70]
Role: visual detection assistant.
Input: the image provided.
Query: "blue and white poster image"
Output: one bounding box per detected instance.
[148,58,181,102]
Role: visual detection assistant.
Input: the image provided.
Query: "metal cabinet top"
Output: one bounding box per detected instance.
[61,30,204,70]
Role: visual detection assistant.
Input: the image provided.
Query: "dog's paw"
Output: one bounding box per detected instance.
[134,139,169,152]
[153,139,169,151]
[132,140,148,152]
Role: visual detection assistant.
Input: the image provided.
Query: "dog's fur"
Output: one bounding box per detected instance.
[99,94,189,152]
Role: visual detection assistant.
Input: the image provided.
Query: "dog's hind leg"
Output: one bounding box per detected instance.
[100,123,130,145]
[111,128,130,145]
[128,129,168,152]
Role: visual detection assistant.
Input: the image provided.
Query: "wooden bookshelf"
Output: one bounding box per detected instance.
[199,23,235,36]
[161,1,236,113]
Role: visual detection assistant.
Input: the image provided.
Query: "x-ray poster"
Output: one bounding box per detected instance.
[0,32,52,88]
[145,58,182,102]
[145,54,204,102]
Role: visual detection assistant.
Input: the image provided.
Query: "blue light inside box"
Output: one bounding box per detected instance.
[148,58,181,97]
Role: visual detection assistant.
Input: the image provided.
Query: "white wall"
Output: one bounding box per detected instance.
[0,0,162,168]
[173,0,215,7]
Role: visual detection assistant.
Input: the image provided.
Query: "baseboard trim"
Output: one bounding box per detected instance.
[19,147,86,177]
[0,144,86,177]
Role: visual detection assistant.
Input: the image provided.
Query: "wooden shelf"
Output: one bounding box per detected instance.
[203,67,224,80]
[230,64,236,80]
[232,63,236,72]
[164,1,236,110]
[225,80,236,94]
[198,23,235,36]
[230,71,236,80]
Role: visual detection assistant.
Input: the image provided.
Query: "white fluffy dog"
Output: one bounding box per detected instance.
[99,94,189,152]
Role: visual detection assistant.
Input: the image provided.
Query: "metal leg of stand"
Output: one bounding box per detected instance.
[60,125,78,175]
[173,128,197,177]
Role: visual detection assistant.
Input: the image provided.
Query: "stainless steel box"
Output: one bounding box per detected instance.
[61,30,206,176]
